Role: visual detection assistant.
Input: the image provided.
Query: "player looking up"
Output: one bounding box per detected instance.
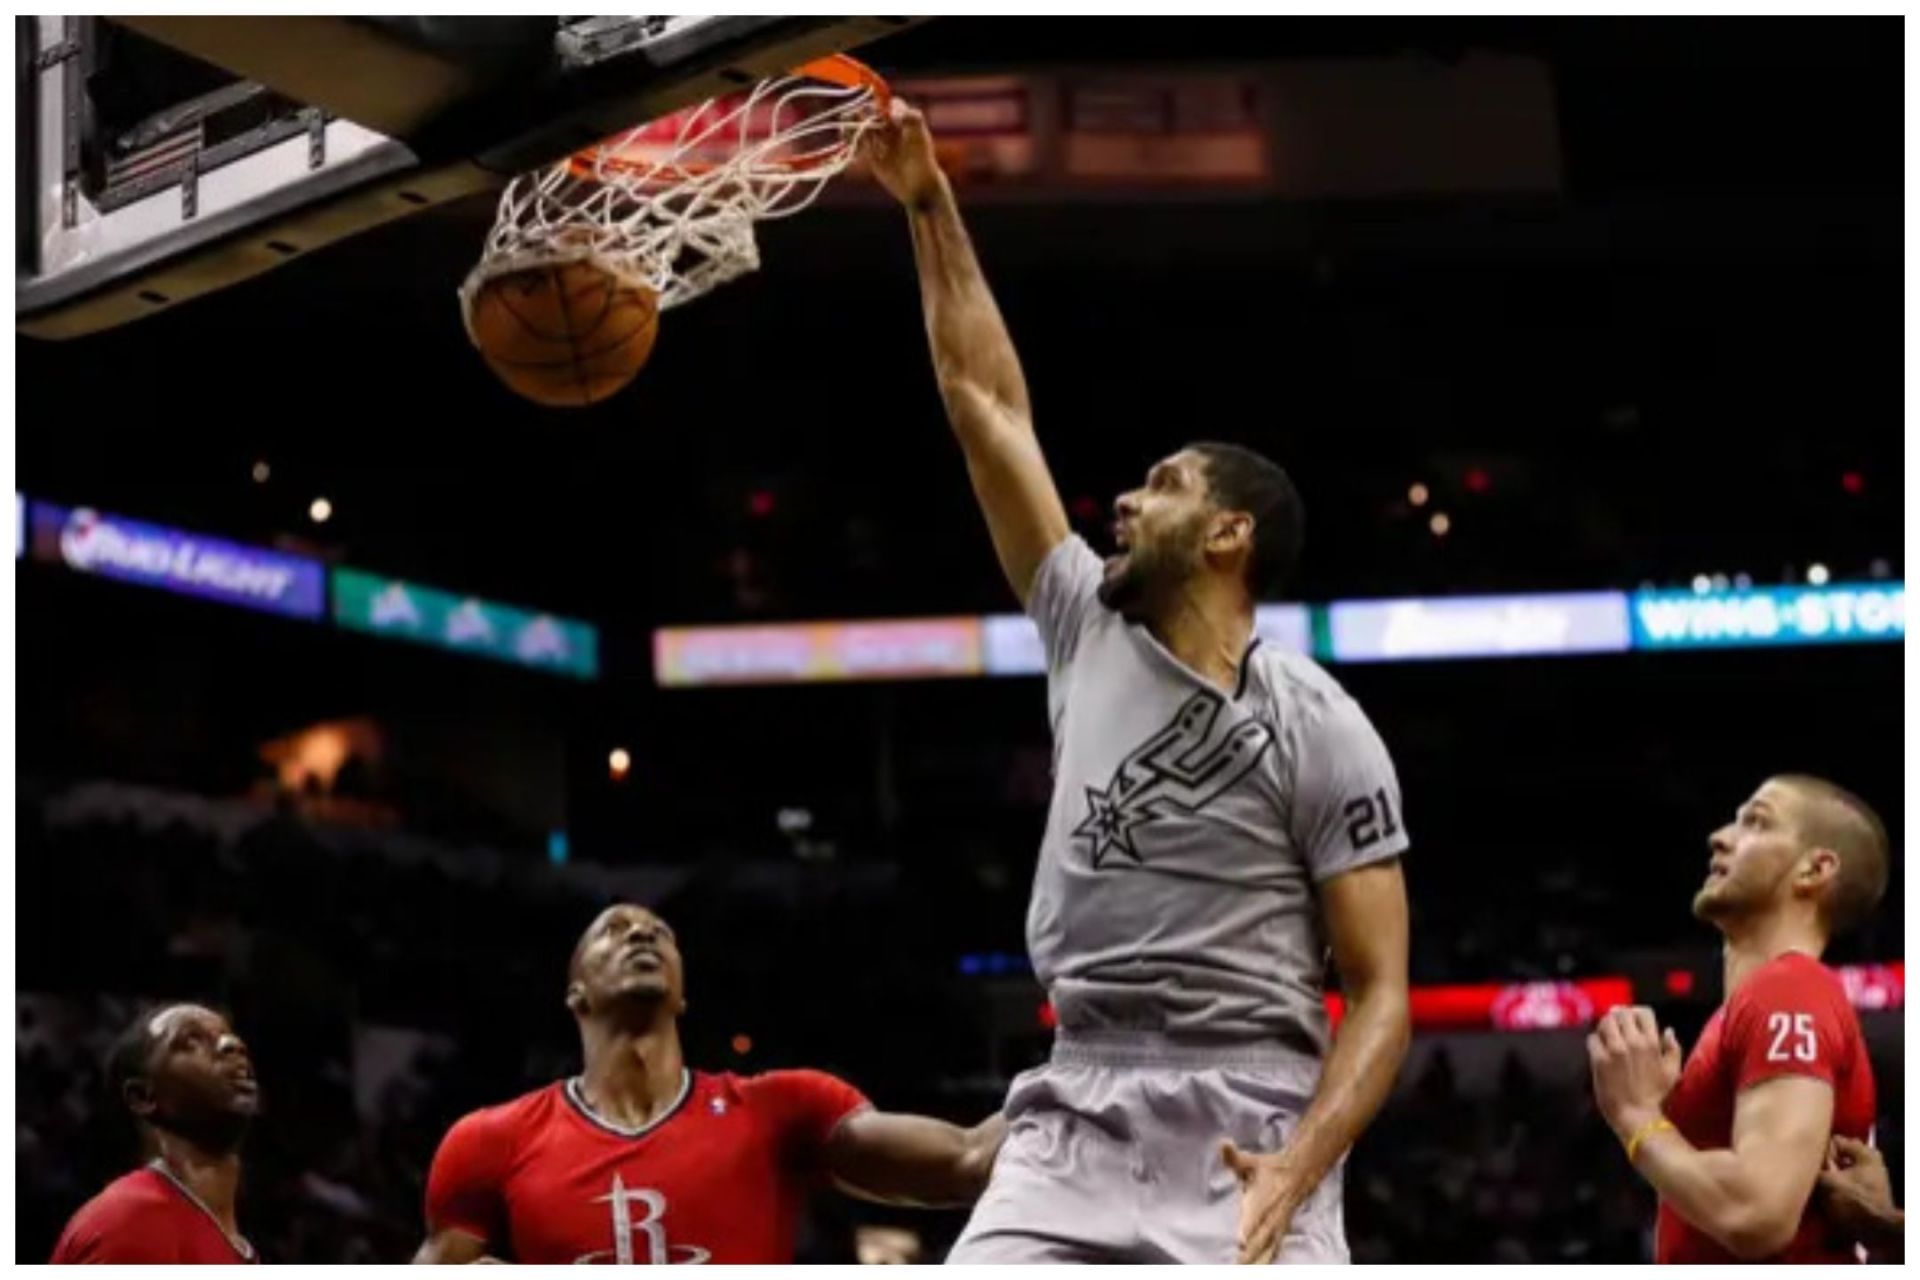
[415,903,1004,1264]
[1588,775,1890,1263]
[862,100,1413,1265]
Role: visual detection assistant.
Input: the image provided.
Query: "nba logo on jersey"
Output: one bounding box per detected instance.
[709,1098,727,1116]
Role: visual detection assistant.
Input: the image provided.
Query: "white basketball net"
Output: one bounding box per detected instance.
[461,61,884,330]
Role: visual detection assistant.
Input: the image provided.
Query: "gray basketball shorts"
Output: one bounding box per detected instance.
[947,1031,1347,1264]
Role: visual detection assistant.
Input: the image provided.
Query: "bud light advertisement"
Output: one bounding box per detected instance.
[31,503,326,620]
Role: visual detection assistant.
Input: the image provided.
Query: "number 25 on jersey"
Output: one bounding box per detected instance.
[1766,1012,1817,1063]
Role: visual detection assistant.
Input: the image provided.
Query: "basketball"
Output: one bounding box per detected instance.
[466,258,661,408]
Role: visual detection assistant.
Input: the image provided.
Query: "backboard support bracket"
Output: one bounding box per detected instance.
[17,16,922,340]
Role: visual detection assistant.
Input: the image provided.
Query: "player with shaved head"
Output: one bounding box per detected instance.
[1588,774,1893,1262]
[50,1003,261,1263]
[414,903,1005,1264]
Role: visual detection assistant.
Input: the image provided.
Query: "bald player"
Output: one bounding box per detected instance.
[862,103,1412,1263]
[51,1004,261,1264]
[1588,775,1892,1262]
[415,903,1005,1264]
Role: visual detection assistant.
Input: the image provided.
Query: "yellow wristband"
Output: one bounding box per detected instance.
[1626,1117,1676,1164]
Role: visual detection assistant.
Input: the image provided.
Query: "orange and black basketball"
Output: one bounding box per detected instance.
[466,257,661,408]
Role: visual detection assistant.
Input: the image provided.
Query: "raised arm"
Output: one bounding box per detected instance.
[823,1108,1007,1208]
[1224,860,1411,1263]
[861,100,1069,605]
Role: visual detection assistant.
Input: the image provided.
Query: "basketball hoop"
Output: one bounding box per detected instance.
[460,54,889,332]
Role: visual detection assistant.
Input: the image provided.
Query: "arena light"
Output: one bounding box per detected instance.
[1429,512,1451,537]
[608,747,632,781]
[1407,482,1430,507]
[251,460,270,484]
[309,496,333,524]
[1807,563,1830,585]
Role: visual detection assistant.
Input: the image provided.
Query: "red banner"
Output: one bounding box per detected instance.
[1037,965,1902,1034]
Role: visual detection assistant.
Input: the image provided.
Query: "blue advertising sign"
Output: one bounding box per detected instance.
[31,503,326,620]
[1631,584,1905,650]
[1328,591,1631,663]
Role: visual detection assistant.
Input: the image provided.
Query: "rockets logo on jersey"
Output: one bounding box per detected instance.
[1073,690,1274,868]
[575,1175,711,1265]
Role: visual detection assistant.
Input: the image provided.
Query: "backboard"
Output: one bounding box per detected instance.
[17,16,917,339]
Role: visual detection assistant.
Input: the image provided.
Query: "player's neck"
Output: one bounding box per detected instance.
[579,1021,688,1130]
[1720,911,1826,998]
[149,1131,242,1235]
[1150,585,1255,693]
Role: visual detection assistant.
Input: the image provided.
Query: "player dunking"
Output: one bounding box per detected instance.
[1588,774,1891,1262]
[862,104,1413,1264]
[51,1004,261,1264]
[414,903,1005,1264]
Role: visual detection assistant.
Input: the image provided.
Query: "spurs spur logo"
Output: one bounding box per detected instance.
[1073,691,1273,868]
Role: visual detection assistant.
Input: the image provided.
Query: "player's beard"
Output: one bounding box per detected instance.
[1690,865,1773,926]
[1690,882,1728,922]
[1098,527,1203,622]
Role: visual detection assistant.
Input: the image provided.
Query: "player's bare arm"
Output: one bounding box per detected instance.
[1224,859,1411,1264]
[1589,1005,1834,1260]
[412,1227,504,1264]
[862,100,1070,606]
[825,1109,1008,1208]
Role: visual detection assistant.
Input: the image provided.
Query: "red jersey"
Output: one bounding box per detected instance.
[425,1068,869,1264]
[1656,951,1876,1264]
[50,1166,256,1264]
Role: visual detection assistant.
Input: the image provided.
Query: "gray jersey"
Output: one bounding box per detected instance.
[1026,536,1410,1050]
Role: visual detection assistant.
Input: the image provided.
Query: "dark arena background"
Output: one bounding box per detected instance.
[15,16,1903,1265]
